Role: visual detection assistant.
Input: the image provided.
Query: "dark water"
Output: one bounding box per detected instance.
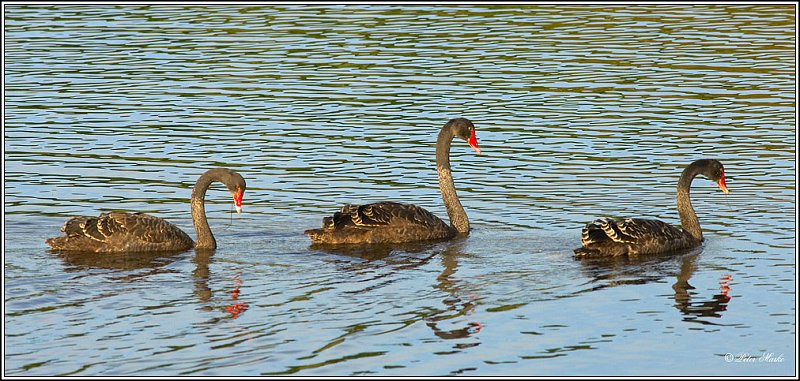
[3,4,796,376]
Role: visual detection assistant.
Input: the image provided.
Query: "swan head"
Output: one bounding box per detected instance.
[696,159,728,195]
[447,117,481,155]
[220,169,246,213]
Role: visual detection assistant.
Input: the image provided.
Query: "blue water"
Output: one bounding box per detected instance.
[3,4,796,376]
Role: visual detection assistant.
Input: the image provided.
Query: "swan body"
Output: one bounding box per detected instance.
[576,217,702,257]
[46,168,246,253]
[305,202,455,244]
[574,159,728,257]
[305,118,480,244]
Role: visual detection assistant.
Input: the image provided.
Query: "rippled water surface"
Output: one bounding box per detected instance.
[3,4,796,376]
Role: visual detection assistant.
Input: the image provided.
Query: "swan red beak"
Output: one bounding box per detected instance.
[233,188,243,213]
[717,174,729,195]
[468,129,481,155]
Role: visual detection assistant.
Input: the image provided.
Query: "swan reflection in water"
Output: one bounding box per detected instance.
[312,238,482,343]
[54,249,248,320]
[192,250,249,319]
[426,240,482,342]
[575,247,733,325]
[55,249,183,275]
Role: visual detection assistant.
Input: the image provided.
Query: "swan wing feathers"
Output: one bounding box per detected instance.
[62,212,187,244]
[581,217,684,246]
[326,202,445,230]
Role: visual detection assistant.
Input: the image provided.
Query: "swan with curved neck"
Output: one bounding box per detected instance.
[304,117,481,244]
[574,159,729,257]
[46,168,246,253]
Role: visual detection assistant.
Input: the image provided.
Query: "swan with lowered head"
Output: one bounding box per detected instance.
[46,168,246,253]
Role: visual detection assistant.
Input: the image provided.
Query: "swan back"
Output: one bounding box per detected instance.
[46,212,193,253]
[575,217,698,257]
[304,202,455,244]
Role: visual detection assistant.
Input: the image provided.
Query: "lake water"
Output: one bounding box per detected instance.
[3,4,796,377]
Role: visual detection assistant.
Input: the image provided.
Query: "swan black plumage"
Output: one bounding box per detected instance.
[46,168,246,253]
[304,118,481,244]
[574,159,729,257]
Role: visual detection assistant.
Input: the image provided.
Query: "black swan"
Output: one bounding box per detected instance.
[46,168,246,253]
[304,117,481,244]
[574,159,729,257]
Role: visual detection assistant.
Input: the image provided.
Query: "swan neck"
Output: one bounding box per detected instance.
[437,126,469,234]
[677,165,702,241]
[191,173,217,250]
